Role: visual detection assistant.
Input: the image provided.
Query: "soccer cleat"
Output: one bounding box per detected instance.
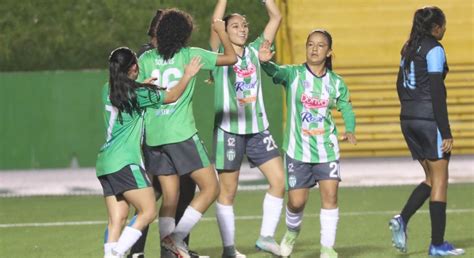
[161,234,191,258]
[128,252,145,258]
[256,235,281,256]
[189,249,211,258]
[320,246,338,258]
[389,215,407,253]
[280,229,300,257]
[222,245,246,258]
[161,246,178,258]
[429,242,465,256]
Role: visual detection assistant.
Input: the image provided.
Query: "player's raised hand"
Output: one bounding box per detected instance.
[340,132,357,145]
[212,19,226,34]
[258,40,275,62]
[184,56,203,78]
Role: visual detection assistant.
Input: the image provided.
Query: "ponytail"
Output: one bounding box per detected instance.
[403,6,445,67]
[108,47,142,123]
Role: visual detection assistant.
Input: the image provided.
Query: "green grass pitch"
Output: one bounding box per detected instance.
[0,184,472,257]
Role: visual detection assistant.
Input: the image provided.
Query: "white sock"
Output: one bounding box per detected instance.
[112,226,142,255]
[159,217,175,240]
[173,206,202,240]
[216,202,235,247]
[286,206,303,231]
[320,208,339,248]
[260,192,284,237]
[104,242,117,255]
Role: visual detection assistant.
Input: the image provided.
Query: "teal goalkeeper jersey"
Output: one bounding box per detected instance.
[261,62,356,163]
[96,83,165,177]
[212,35,270,134]
[138,47,218,146]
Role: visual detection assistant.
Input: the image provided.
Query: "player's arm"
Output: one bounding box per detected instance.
[137,57,203,106]
[213,19,237,66]
[336,79,356,145]
[258,40,290,86]
[261,0,282,43]
[209,0,227,51]
[163,56,203,103]
[427,46,452,152]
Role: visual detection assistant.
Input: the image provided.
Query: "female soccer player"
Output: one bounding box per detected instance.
[96,47,202,258]
[259,30,356,258]
[389,6,465,256]
[209,0,285,257]
[137,8,237,258]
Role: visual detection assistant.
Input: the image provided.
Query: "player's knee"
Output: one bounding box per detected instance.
[322,194,338,208]
[162,193,179,206]
[141,208,157,225]
[211,184,220,201]
[288,200,306,212]
[109,213,128,228]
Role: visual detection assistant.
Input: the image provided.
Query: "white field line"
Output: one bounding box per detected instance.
[1,208,472,229]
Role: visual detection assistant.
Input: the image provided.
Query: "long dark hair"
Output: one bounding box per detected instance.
[108,47,143,123]
[402,6,445,66]
[307,29,333,70]
[147,9,163,37]
[155,8,194,60]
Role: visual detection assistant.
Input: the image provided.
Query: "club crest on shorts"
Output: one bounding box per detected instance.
[288,174,297,187]
[226,149,236,161]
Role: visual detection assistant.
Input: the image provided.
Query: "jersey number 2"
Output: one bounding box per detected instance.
[329,162,340,178]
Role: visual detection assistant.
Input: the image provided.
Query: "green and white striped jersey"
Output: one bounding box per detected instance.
[212,35,269,134]
[138,47,218,146]
[96,84,165,177]
[262,62,356,163]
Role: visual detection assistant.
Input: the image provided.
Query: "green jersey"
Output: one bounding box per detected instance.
[212,35,270,134]
[261,62,356,163]
[96,83,165,177]
[138,47,218,146]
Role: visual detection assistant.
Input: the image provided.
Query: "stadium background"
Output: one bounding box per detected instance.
[0,1,473,257]
[1,0,472,170]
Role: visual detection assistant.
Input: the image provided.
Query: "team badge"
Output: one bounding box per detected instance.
[226,149,236,161]
[288,175,297,187]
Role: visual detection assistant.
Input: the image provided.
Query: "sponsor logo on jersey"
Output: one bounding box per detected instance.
[288,174,297,187]
[234,81,257,92]
[238,96,257,105]
[302,128,325,136]
[301,94,329,109]
[226,149,236,161]
[233,63,256,78]
[301,112,324,123]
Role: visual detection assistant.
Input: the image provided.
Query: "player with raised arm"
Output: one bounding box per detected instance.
[138,8,237,258]
[259,30,356,258]
[209,0,285,257]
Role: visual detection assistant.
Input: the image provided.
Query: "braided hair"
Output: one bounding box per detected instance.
[402,6,445,67]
